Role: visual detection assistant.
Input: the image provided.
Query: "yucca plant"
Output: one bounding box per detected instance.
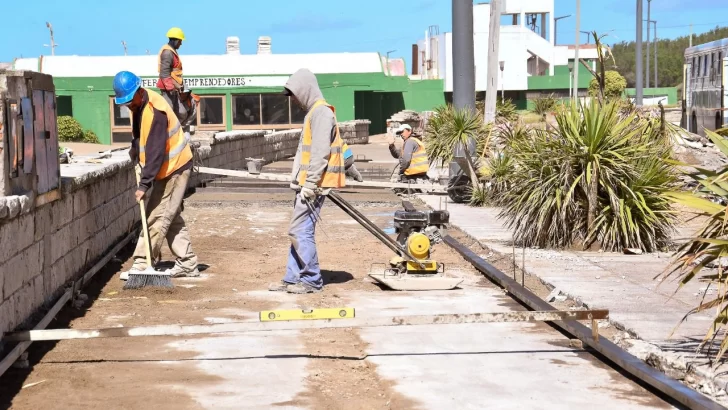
[424,104,492,167]
[496,98,519,123]
[477,151,515,206]
[662,129,728,361]
[498,99,678,251]
[531,94,558,118]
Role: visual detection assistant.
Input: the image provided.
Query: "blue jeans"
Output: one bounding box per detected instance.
[283,191,325,289]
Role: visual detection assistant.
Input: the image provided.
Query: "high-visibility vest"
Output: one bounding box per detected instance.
[403,137,429,175]
[343,142,353,160]
[296,100,346,188]
[157,44,183,87]
[138,89,193,180]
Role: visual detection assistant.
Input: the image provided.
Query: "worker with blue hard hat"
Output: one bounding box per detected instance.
[113,70,200,280]
[341,142,363,182]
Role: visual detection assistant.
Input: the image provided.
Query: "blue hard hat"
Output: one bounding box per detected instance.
[113,71,142,104]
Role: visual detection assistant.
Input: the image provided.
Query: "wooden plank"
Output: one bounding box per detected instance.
[7,101,17,177]
[43,91,59,191]
[21,97,34,175]
[197,166,448,193]
[32,90,49,193]
[34,188,60,208]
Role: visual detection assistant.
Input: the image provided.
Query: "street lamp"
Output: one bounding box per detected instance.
[386,49,397,75]
[499,61,505,101]
[554,14,572,44]
[568,60,574,99]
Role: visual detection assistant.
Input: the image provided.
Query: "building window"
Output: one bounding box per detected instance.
[231,93,305,129]
[233,95,261,125]
[109,97,133,143]
[261,94,290,125]
[197,95,226,130]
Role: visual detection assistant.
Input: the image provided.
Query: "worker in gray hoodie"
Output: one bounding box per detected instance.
[269,68,347,294]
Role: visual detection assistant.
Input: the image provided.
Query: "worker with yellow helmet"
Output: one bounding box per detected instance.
[157,27,196,139]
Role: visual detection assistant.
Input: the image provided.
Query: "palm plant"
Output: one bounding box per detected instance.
[662,129,728,360]
[498,99,678,251]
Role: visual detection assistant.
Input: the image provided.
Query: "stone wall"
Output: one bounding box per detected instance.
[339,120,371,145]
[0,128,302,338]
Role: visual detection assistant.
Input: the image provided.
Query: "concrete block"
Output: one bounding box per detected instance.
[34,203,53,242]
[0,213,34,263]
[12,281,39,329]
[33,274,45,309]
[78,211,97,245]
[50,193,73,231]
[89,181,106,210]
[0,298,16,335]
[50,223,73,264]
[73,186,93,218]
[2,241,43,299]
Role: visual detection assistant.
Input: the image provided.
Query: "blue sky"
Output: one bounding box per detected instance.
[1,0,727,71]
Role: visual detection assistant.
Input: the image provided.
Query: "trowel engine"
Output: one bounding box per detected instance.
[389,203,449,275]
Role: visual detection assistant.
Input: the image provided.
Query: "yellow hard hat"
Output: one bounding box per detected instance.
[166,27,185,41]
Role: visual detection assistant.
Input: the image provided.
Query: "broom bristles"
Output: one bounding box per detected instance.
[123,270,174,290]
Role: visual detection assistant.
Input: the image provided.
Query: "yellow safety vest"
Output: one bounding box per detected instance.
[403,137,429,175]
[297,100,346,188]
[138,89,193,180]
[157,44,184,87]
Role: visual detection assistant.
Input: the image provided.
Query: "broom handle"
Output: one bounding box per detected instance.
[135,165,153,268]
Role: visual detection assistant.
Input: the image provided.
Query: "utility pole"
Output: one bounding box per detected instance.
[635,0,643,106]
[122,41,128,56]
[646,0,651,89]
[572,0,580,105]
[44,22,57,56]
[484,0,501,123]
[689,23,693,47]
[450,0,477,192]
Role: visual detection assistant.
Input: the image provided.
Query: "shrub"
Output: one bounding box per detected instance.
[588,70,627,100]
[83,129,100,144]
[663,129,728,361]
[496,98,518,123]
[497,99,678,251]
[57,116,84,142]
[531,94,558,117]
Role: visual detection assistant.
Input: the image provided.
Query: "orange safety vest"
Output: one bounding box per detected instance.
[157,44,183,87]
[296,100,346,188]
[403,137,429,175]
[138,89,193,180]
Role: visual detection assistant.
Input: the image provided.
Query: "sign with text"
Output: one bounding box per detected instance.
[141,76,288,89]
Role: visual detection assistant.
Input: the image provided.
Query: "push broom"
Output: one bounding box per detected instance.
[123,165,174,290]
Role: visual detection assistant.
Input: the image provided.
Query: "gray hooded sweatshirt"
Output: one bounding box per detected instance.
[285,68,337,191]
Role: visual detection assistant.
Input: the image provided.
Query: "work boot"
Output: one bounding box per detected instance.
[268,281,293,292]
[286,282,322,294]
[120,266,144,281]
[165,265,200,278]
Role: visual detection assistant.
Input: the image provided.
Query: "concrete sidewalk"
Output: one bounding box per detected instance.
[418,196,717,343]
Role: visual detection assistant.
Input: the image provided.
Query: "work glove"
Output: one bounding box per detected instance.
[300,186,317,201]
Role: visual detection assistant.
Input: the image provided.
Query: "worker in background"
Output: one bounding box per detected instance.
[157,27,196,140]
[342,142,364,182]
[114,71,200,279]
[269,68,346,294]
[387,124,430,181]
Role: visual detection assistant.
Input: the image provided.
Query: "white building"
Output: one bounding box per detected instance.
[413,0,598,96]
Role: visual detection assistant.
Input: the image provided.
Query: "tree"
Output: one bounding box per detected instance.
[589,71,627,100]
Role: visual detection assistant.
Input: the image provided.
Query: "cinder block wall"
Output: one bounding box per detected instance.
[0,123,368,337]
[339,120,371,145]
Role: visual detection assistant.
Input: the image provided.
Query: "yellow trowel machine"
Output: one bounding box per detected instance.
[327,191,463,291]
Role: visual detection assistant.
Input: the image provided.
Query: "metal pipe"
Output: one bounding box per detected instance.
[635,0,643,106]
[443,235,725,410]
